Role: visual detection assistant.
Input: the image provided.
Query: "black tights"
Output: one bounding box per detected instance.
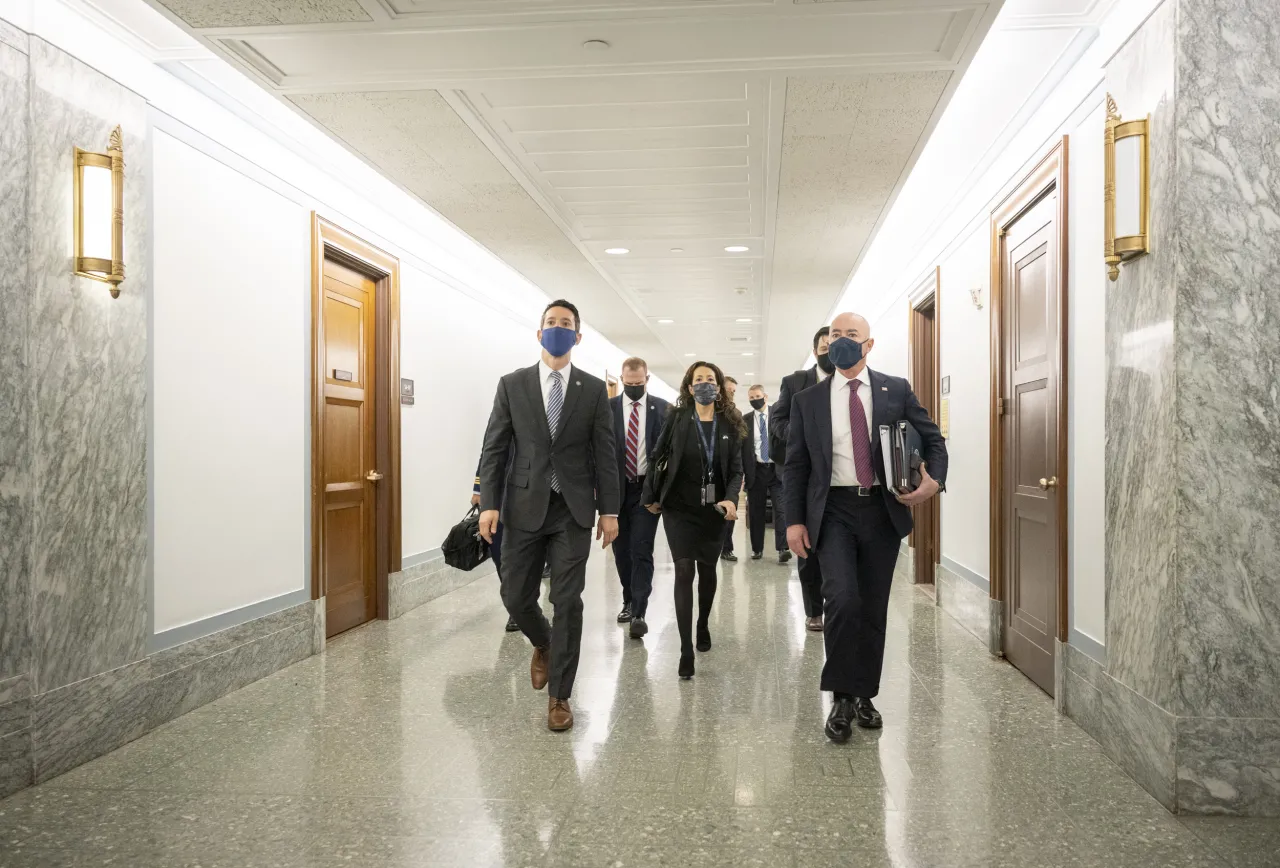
[673,558,718,654]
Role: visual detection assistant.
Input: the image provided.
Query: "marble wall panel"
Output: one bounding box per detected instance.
[0,36,32,693]
[1172,0,1280,721]
[936,563,991,647]
[0,730,33,799]
[1102,0,1180,711]
[27,38,150,693]
[1177,717,1280,816]
[149,601,312,678]
[388,551,493,620]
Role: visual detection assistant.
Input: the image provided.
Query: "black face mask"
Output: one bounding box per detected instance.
[623,384,646,402]
[749,398,766,411]
[816,352,835,375]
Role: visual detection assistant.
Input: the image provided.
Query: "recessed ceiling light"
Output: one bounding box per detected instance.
[657,318,674,324]
[724,245,749,253]
[604,247,629,255]
[684,353,696,357]
[742,352,754,357]
[736,317,753,323]
[670,247,684,253]
[582,39,611,50]
[744,372,754,376]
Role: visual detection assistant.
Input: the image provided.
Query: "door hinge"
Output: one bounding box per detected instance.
[997,398,1007,417]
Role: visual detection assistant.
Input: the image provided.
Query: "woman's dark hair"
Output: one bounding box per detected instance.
[674,361,746,439]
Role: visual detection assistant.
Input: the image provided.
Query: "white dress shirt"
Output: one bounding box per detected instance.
[830,367,876,487]
[622,393,648,476]
[539,359,572,421]
[751,408,771,464]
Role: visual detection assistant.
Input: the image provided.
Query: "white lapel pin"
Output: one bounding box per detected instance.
[881,386,888,391]
[575,381,581,386]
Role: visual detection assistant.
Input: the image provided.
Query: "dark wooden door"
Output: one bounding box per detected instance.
[910,294,940,586]
[1000,192,1062,694]
[321,258,379,637]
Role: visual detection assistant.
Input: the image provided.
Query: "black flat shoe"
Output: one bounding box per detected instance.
[853,697,883,729]
[629,616,648,640]
[504,617,520,633]
[825,696,856,743]
[720,552,738,563]
[679,653,695,680]
[778,551,792,564]
[617,603,633,623]
[751,551,763,560]
[696,624,711,653]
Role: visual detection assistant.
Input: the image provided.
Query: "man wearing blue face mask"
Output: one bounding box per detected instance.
[783,312,947,742]
[478,300,620,733]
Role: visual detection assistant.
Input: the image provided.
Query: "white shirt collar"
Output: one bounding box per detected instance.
[834,367,871,390]
[625,391,645,407]
[539,358,571,382]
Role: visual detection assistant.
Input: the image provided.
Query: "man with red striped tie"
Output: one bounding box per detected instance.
[610,357,671,638]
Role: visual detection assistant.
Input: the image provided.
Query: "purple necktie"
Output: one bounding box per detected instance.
[849,380,876,487]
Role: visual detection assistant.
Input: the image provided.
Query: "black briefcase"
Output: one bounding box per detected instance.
[442,505,491,572]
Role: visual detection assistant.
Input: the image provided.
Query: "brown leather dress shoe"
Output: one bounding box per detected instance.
[806,616,825,632]
[531,646,549,690]
[548,698,574,731]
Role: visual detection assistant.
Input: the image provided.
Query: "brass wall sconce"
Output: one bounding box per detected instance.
[74,125,125,297]
[1103,94,1149,281]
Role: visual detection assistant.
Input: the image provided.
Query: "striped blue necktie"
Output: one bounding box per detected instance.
[546,370,563,492]
[759,413,769,463]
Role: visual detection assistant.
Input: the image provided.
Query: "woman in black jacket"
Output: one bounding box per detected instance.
[643,361,745,679]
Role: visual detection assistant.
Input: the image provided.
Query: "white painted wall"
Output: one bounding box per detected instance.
[152,131,310,632]
[1066,100,1107,645]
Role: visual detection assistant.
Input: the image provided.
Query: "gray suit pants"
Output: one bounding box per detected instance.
[500,491,591,700]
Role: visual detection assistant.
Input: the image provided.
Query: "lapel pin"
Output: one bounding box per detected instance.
[881,386,888,391]
[575,381,581,386]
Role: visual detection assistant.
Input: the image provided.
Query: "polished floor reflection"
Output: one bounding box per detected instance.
[1,529,1274,867]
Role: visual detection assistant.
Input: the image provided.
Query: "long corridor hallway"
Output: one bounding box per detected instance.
[1,527,1269,868]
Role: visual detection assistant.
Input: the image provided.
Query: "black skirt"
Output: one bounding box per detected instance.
[662,418,729,563]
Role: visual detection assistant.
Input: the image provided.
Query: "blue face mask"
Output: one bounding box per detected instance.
[691,382,718,406]
[540,326,577,358]
[827,336,866,371]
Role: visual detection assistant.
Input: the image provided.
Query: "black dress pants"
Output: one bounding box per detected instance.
[813,488,901,698]
[613,476,660,616]
[500,492,591,700]
[747,463,786,553]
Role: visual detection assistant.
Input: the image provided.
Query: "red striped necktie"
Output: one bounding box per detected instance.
[625,401,641,479]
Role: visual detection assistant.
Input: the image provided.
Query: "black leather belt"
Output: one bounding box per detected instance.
[834,485,881,497]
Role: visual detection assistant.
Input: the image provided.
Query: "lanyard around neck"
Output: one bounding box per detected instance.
[694,413,717,479]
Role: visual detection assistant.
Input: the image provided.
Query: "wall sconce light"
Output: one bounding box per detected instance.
[74,125,125,297]
[1103,94,1149,281]
[969,286,984,310]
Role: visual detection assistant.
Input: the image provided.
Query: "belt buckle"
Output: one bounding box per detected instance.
[856,486,874,497]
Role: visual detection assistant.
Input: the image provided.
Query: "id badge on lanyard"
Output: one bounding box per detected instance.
[695,414,718,506]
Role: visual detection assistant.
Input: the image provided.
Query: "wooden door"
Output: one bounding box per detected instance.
[999,191,1062,694]
[908,287,941,586]
[321,258,378,637]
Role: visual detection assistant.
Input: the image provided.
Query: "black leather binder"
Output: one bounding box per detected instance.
[880,421,924,495]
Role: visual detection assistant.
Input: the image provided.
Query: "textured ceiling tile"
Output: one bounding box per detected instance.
[156,0,370,28]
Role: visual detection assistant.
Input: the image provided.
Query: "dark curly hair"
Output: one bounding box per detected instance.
[674,360,746,439]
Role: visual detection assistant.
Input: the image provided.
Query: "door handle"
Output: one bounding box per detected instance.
[366,470,384,482]
[1038,477,1058,490]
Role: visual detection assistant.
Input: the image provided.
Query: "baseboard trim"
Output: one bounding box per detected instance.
[1068,628,1107,666]
[148,588,311,653]
[940,555,989,592]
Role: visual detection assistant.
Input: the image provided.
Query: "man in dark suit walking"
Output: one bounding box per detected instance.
[784,312,946,742]
[609,357,670,639]
[479,299,620,732]
[743,384,787,563]
[771,326,831,631]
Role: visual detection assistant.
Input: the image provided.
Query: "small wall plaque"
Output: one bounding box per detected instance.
[941,375,950,396]
[939,397,951,439]
[333,369,353,382]
[400,378,415,406]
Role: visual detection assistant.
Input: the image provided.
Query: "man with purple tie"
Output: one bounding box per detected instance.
[783,312,947,742]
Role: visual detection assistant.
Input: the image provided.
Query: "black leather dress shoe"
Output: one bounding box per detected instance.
[617,603,633,623]
[853,697,883,729]
[778,551,792,564]
[721,551,738,563]
[679,652,695,680]
[504,617,520,633]
[751,551,763,560]
[825,696,856,743]
[629,616,648,640]
[696,624,711,653]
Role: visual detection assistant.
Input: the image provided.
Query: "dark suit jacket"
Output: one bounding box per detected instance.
[769,366,820,467]
[480,363,620,532]
[610,393,670,488]
[641,409,744,509]
[741,408,774,490]
[782,368,948,544]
